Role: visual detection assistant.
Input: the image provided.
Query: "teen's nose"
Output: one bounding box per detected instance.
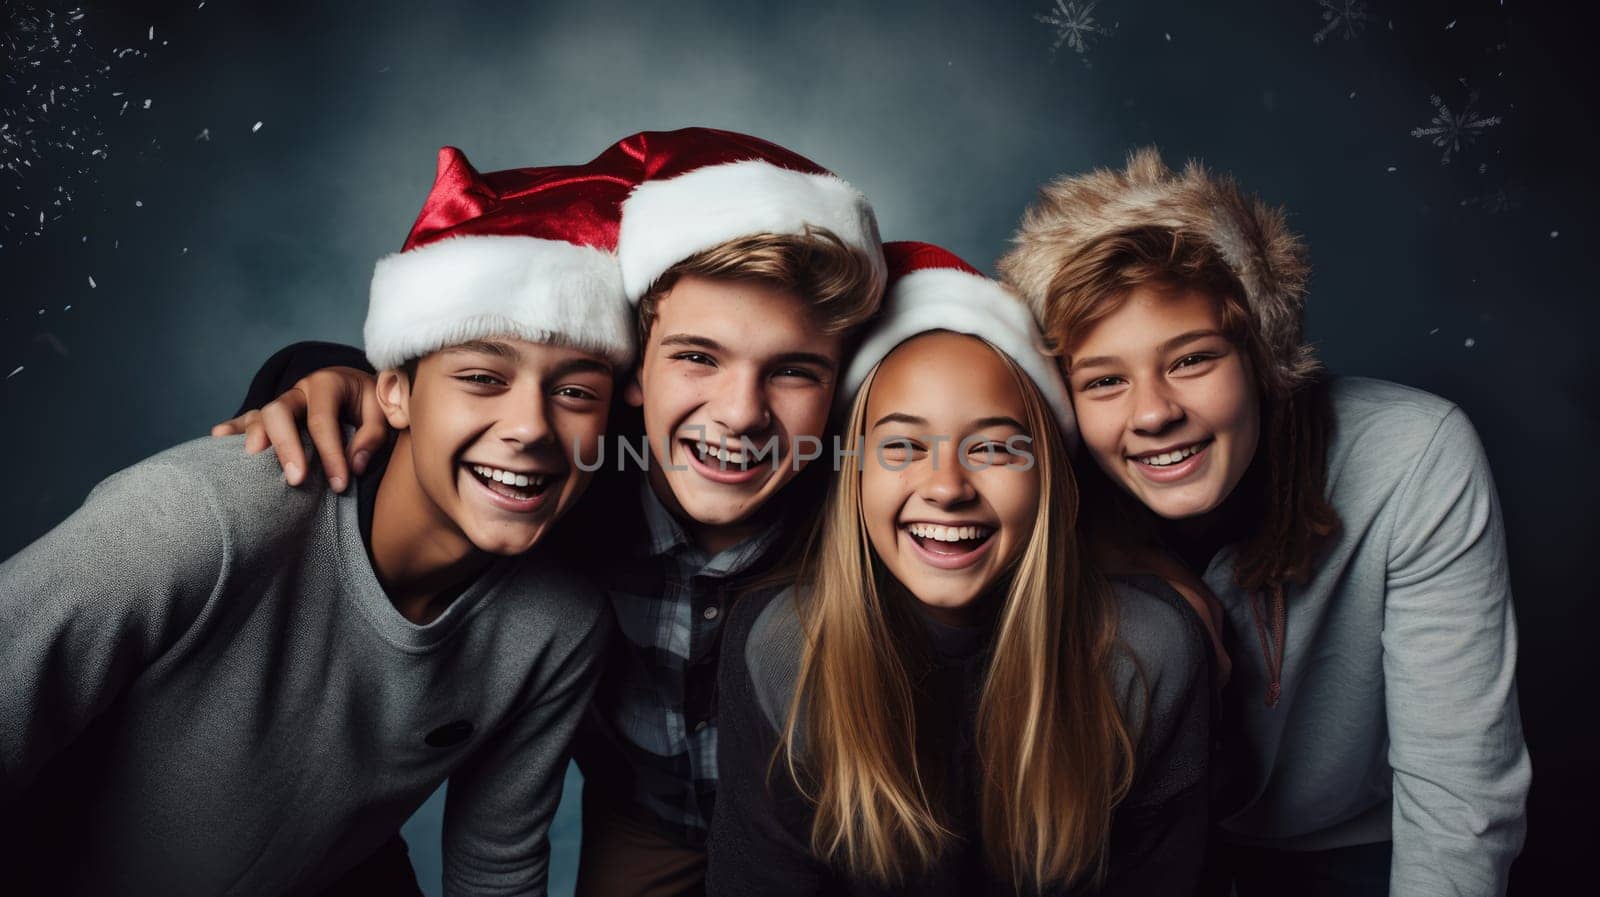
[1129,377,1185,435]
[708,368,772,435]
[917,444,978,507]
[501,392,556,448]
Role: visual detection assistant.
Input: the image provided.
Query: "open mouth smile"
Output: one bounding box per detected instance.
[902,521,996,570]
[681,438,773,485]
[465,462,558,512]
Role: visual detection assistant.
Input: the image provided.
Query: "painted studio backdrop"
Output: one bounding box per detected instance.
[1,1,1593,893]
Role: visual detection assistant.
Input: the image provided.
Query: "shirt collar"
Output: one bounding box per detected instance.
[637,478,785,577]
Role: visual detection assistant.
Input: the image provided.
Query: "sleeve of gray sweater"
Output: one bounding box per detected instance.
[1382,406,1530,896]
[0,457,228,801]
[440,602,609,897]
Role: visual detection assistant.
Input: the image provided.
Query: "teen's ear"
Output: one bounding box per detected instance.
[623,366,644,408]
[375,369,413,430]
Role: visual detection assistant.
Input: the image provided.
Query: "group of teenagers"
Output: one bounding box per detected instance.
[0,127,1530,896]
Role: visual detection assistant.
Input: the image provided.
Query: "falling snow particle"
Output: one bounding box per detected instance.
[1429,328,1440,335]
[1035,1,1115,65]
[1463,338,1475,348]
[63,304,71,311]
[87,275,96,288]
[36,308,44,315]
[1410,91,1502,164]
[134,200,142,207]
[1386,165,1397,172]
[1550,230,1559,238]
[1349,91,1356,99]
[252,121,263,133]
[1314,1,1371,45]
[6,367,23,380]
[195,128,210,141]
[148,26,154,41]
[1446,20,1456,30]
[142,98,151,109]
[1164,33,1171,41]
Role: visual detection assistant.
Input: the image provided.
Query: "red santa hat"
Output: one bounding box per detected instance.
[611,127,886,301]
[364,146,635,371]
[842,241,1077,446]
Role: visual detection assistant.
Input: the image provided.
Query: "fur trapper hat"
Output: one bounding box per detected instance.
[997,147,1317,398]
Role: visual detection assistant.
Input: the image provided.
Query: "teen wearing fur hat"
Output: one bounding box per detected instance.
[705,242,1213,896]
[999,149,1530,896]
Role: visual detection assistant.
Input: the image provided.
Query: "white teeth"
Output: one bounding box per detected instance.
[695,441,749,465]
[906,523,994,542]
[1138,444,1204,467]
[472,464,548,488]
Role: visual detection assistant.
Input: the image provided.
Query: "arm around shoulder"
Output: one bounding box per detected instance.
[1382,406,1529,897]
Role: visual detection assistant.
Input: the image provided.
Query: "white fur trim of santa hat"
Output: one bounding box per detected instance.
[841,266,1077,447]
[365,234,633,371]
[616,159,887,301]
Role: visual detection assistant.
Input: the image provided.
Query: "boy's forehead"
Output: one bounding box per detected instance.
[646,280,844,358]
[434,338,612,371]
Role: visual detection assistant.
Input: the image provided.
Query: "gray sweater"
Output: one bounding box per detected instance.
[0,435,608,896]
[1209,378,1530,896]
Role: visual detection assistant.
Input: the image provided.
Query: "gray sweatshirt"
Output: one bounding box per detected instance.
[1209,377,1530,896]
[0,435,608,896]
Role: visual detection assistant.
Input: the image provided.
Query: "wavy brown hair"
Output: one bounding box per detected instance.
[780,340,1135,890]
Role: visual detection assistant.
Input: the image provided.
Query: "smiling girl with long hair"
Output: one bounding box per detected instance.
[707,243,1213,896]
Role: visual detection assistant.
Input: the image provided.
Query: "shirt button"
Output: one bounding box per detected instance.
[703,605,719,621]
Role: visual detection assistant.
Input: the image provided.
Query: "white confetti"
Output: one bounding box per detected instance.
[63,304,72,311]
[1386,165,1397,172]
[142,98,151,109]
[251,120,263,133]
[5,366,23,380]
[1463,338,1476,348]
[1429,328,1440,335]
[1550,230,1559,238]
[1446,20,1456,30]
[1164,33,1171,41]
[148,26,154,41]
[195,128,211,142]
[134,200,142,207]
[87,275,96,288]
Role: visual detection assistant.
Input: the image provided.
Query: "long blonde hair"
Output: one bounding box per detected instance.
[780,341,1136,890]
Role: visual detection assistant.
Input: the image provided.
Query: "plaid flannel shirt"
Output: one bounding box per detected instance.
[576,479,783,845]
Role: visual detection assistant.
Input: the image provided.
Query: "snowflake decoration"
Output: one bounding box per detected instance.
[1459,187,1520,215]
[1410,92,1502,164]
[1036,1,1113,62]
[2,3,110,242]
[1312,0,1370,45]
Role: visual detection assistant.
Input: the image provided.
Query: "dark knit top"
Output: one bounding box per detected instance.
[706,575,1212,896]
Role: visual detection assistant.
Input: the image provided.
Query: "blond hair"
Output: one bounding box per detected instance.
[780,340,1135,890]
[637,227,881,344]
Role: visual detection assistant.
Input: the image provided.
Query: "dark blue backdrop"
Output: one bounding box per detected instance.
[3,2,1593,893]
